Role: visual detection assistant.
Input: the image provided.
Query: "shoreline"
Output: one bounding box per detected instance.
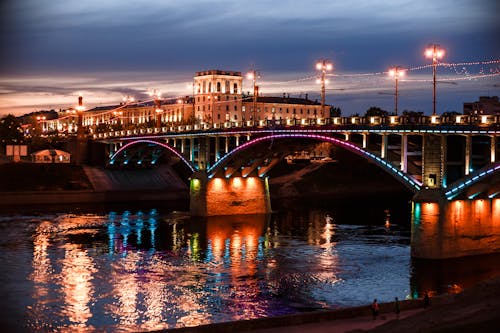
[150,297,429,333]
[0,189,189,207]
[150,276,500,333]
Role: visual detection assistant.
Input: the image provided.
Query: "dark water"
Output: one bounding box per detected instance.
[1,198,499,332]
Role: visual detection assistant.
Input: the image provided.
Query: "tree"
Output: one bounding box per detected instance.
[0,114,25,144]
[365,106,388,117]
[329,106,341,117]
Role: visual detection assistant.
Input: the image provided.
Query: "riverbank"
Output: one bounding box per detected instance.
[154,276,500,333]
[0,189,188,207]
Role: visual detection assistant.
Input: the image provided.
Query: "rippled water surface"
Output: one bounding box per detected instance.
[1,199,498,332]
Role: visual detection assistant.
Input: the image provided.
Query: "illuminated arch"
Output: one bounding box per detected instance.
[109,139,195,172]
[445,162,500,199]
[208,133,422,192]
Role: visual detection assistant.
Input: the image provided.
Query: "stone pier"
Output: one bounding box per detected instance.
[190,171,272,216]
[411,189,500,259]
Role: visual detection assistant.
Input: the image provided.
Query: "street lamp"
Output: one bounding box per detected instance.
[75,94,86,137]
[388,66,405,115]
[316,59,333,118]
[247,70,260,126]
[425,44,445,115]
[36,115,46,134]
[149,89,162,127]
[177,98,185,125]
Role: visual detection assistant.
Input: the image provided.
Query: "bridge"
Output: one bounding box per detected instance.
[89,114,500,259]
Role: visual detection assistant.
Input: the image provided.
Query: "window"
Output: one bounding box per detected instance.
[203,96,205,102]
[286,108,289,113]
[234,114,238,120]
[197,97,200,102]
[208,82,212,92]
[242,106,246,112]
[202,82,206,93]
[226,105,229,111]
[234,105,237,111]
[225,80,230,93]
[217,114,221,120]
[233,83,238,93]
[217,82,221,92]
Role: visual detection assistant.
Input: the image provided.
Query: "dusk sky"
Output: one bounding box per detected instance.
[1,0,499,117]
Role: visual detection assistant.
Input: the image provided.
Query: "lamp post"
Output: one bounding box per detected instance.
[36,115,46,135]
[388,66,405,115]
[247,70,259,126]
[149,89,162,128]
[74,94,86,165]
[177,98,185,125]
[316,59,333,118]
[425,44,445,115]
[75,94,85,138]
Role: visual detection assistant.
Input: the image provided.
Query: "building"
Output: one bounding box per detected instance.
[43,69,327,133]
[463,96,500,116]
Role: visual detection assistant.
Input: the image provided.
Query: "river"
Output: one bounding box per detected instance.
[1,197,499,332]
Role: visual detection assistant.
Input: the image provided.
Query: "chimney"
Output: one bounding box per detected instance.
[305,93,308,101]
[78,95,83,106]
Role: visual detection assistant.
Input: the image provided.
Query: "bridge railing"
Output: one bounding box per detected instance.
[91,114,500,139]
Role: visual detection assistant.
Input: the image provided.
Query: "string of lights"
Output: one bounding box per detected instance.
[39,58,498,123]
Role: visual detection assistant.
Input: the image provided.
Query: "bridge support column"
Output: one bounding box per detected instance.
[422,134,445,188]
[362,133,368,149]
[491,135,496,163]
[225,136,230,153]
[344,133,350,141]
[400,134,407,172]
[465,135,472,175]
[181,139,185,154]
[190,138,195,162]
[381,134,388,159]
[215,136,221,161]
[197,137,211,170]
[411,189,500,259]
[190,171,272,216]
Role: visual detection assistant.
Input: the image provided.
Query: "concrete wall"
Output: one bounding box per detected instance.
[411,195,500,258]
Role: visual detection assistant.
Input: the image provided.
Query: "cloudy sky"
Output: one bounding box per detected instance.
[1,0,499,116]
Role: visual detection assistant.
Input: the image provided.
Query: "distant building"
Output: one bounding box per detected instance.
[42,69,328,133]
[463,96,500,116]
[31,149,71,163]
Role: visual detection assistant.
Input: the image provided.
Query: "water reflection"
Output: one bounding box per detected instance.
[0,201,491,332]
[411,253,500,297]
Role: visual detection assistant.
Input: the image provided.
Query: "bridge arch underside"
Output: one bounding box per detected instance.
[445,162,500,200]
[108,139,195,178]
[208,134,421,193]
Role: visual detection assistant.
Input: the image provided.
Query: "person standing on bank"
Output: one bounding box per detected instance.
[371,299,379,320]
[424,292,430,308]
[394,297,400,319]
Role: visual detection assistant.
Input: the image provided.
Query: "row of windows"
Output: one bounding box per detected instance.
[197,105,239,111]
[241,106,319,114]
[196,81,240,94]
[197,95,238,102]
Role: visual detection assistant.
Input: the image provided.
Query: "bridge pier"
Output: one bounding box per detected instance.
[190,171,272,216]
[411,189,500,259]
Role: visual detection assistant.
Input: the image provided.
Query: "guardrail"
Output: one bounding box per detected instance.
[91,114,500,139]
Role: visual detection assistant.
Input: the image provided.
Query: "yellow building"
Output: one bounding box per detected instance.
[47,69,327,133]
